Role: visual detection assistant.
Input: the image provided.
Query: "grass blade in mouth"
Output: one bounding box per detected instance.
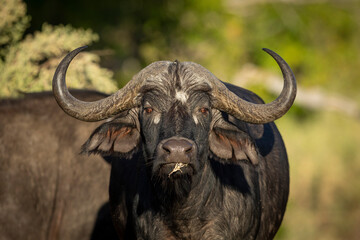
[168,163,188,177]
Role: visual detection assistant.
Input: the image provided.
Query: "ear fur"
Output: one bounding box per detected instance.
[209,119,259,165]
[82,114,140,157]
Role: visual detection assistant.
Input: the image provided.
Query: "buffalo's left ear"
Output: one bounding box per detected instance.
[209,119,259,165]
[82,112,140,157]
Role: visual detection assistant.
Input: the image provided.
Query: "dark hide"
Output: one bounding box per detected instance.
[0,91,118,240]
[82,62,290,239]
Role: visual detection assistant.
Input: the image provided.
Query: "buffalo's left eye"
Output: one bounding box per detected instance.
[144,107,153,114]
[199,107,209,115]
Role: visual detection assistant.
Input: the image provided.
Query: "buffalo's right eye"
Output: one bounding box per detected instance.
[144,107,153,114]
[199,107,209,115]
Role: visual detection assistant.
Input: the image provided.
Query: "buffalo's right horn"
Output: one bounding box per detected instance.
[52,46,143,122]
[209,48,297,124]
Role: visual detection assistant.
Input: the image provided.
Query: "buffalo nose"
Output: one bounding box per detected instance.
[161,138,193,162]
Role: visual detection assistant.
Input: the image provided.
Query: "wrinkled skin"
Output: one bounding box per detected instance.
[82,62,290,239]
[0,91,118,240]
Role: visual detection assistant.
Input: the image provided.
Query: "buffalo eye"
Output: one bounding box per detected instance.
[199,107,209,115]
[144,107,153,114]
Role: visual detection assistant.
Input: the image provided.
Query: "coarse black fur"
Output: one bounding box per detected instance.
[82,61,290,239]
[0,91,118,240]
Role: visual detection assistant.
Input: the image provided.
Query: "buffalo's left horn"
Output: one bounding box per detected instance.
[210,48,297,124]
[52,46,143,121]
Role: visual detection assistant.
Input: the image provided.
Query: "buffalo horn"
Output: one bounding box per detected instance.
[209,48,297,124]
[52,46,143,121]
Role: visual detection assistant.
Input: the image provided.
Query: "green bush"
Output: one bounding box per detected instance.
[0,0,117,97]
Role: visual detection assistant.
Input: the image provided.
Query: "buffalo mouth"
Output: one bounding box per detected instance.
[158,162,195,179]
[152,162,195,200]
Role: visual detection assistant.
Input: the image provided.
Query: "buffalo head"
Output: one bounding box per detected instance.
[52,47,296,238]
[53,47,295,198]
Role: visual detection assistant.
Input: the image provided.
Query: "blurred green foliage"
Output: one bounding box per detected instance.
[0,0,30,52]
[2,0,360,239]
[0,0,116,97]
[238,2,360,103]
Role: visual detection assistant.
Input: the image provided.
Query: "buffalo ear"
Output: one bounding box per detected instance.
[82,122,140,156]
[209,121,259,165]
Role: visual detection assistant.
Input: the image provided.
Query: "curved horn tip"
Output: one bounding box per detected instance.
[54,46,89,70]
[76,45,89,51]
[68,45,89,56]
[262,48,280,58]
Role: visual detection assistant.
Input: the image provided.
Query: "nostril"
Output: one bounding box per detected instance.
[182,142,193,155]
[162,145,171,154]
[185,145,193,153]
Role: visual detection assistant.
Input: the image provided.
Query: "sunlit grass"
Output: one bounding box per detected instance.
[275,110,360,240]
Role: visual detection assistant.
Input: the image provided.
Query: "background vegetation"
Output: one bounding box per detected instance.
[0,0,116,97]
[1,0,360,239]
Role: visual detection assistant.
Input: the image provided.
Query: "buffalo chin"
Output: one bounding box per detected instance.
[152,165,194,204]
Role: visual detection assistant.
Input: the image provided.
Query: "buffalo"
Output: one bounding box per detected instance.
[52,46,296,239]
[0,91,118,240]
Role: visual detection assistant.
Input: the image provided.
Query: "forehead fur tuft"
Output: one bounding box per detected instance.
[139,61,212,103]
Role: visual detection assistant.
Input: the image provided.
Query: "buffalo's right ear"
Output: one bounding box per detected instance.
[209,117,260,165]
[82,112,140,157]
